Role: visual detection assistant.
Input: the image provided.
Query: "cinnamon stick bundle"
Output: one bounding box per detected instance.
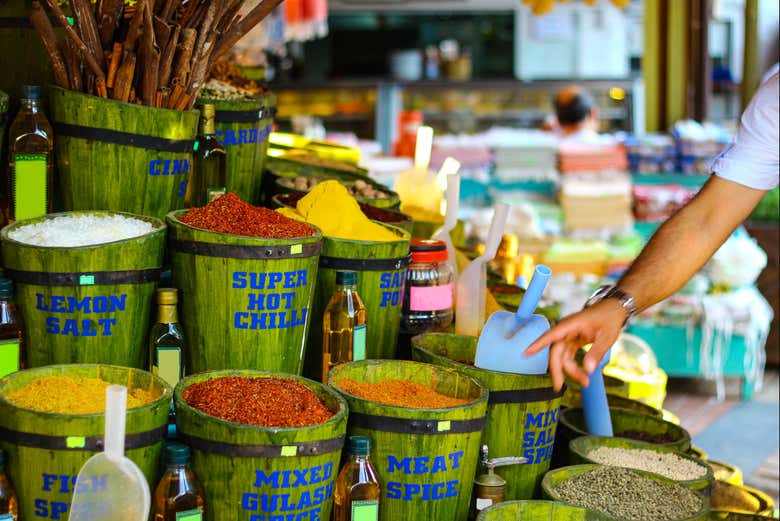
[70,0,104,75]
[63,37,83,92]
[97,0,124,50]
[29,1,69,89]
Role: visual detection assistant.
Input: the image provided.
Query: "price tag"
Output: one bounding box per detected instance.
[280,446,298,457]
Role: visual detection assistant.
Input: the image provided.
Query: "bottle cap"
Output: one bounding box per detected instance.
[200,103,215,119]
[163,442,190,465]
[410,238,447,263]
[22,85,42,100]
[336,270,357,286]
[348,436,371,456]
[0,277,13,298]
[157,288,178,305]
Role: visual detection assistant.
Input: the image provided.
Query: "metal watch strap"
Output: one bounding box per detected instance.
[585,285,636,327]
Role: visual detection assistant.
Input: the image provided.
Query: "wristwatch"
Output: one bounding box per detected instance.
[584,285,637,327]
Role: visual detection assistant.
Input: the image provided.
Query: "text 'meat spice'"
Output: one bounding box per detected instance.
[182,376,334,427]
[179,192,315,239]
[337,378,471,409]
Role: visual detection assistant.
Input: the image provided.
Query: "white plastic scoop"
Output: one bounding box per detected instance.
[475,264,552,373]
[455,202,510,337]
[68,385,150,521]
[432,169,461,279]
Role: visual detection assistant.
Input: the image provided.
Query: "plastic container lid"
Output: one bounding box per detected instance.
[348,436,371,456]
[410,238,447,263]
[22,85,42,100]
[163,442,190,465]
[0,277,12,298]
[336,270,357,286]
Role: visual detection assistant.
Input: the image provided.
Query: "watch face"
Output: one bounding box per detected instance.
[585,285,613,308]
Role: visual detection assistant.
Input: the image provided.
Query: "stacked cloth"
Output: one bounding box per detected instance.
[560,172,634,233]
[558,142,629,173]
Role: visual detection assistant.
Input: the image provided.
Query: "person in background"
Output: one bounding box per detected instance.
[525,71,780,392]
[542,85,602,143]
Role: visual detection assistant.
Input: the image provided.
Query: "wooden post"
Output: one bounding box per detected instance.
[741,0,760,112]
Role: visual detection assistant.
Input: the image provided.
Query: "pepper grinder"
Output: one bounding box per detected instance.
[471,445,526,517]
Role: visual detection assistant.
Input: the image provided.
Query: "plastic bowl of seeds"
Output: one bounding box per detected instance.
[542,464,709,521]
[569,436,714,496]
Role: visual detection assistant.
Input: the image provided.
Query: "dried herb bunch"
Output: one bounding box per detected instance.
[29,0,282,109]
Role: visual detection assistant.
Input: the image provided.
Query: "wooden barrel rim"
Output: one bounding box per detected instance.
[488,386,566,405]
[53,121,195,153]
[348,411,487,435]
[179,431,345,458]
[4,267,161,286]
[0,210,166,249]
[0,424,166,452]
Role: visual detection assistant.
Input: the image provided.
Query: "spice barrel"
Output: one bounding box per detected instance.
[196,95,274,204]
[49,86,199,219]
[569,435,714,495]
[542,464,709,521]
[1,211,165,368]
[0,364,171,521]
[167,210,323,374]
[412,333,564,501]
[328,359,489,521]
[477,500,613,521]
[175,370,348,521]
[554,407,692,468]
[303,226,410,379]
[564,393,662,418]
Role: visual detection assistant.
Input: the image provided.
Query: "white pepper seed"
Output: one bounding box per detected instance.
[586,447,708,481]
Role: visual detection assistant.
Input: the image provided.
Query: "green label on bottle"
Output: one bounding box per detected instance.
[175,509,202,521]
[155,346,182,388]
[351,500,379,521]
[353,324,367,361]
[0,338,20,378]
[206,187,226,203]
[14,153,47,220]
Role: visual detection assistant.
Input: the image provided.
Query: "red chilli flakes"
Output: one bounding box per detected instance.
[178,192,315,239]
[182,376,335,427]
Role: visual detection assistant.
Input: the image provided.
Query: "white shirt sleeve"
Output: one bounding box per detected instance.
[710,72,779,190]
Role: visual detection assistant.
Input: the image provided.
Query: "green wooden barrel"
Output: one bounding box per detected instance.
[174,369,348,521]
[196,94,274,205]
[1,211,166,368]
[166,211,323,374]
[477,500,613,521]
[542,464,709,521]
[561,375,630,408]
[302,225,410,380]
[554,407,692,468]
[272,192,415,234]
[0,364,172,521]
[0,1,56,98]
[49,86,199,219]
[563,392,662,418]
[568,435,714,495]
[328,359,489,521]
[412,333,564,500]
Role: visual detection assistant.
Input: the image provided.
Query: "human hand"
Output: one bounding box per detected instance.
[524,299,627,392]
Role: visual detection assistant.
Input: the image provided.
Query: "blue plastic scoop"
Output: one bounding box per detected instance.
[581,350,613,436]
[474,265,552,374]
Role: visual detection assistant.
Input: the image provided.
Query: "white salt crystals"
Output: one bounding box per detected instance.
[8,214,157,247]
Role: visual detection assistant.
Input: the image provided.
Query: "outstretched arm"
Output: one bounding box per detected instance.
[526,175,768,391]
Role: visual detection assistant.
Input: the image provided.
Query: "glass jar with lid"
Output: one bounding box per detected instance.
[400,238,455,336]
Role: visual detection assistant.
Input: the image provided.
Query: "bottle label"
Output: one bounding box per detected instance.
[0,338,20,378]
[154,346,182,388]
[0,514,14,521]
[476,497,493,511]
[353,324,367,361]
[175,509,203,521]
[14,153,47,220]
[206,187,226,203]
[409,283,453,312]
[351,499,379,521]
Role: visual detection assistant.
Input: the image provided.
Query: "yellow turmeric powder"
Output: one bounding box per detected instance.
[6,376,158,414]
[277,180,400,242]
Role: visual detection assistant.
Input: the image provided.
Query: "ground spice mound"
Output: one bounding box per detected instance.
[179,192,315,238]
[6,376,158,414]
[338,378,471,409]
[183,376,334,427]
[553,466,703,521]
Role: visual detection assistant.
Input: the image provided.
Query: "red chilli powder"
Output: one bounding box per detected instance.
[179,192,315,238]
[182,376,334,427]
